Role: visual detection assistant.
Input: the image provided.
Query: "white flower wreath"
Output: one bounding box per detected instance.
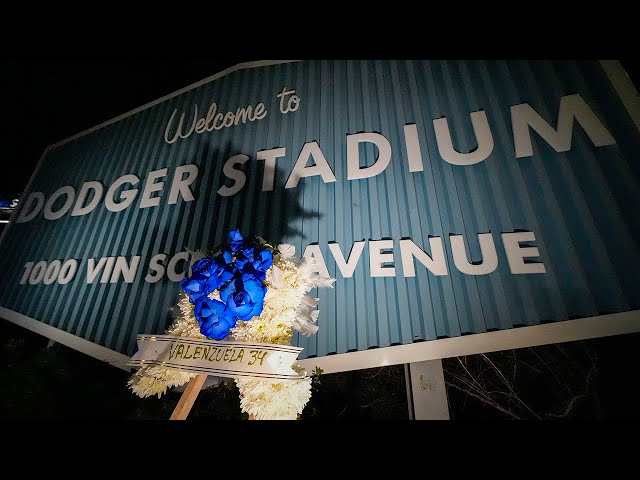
[128,231,334,420]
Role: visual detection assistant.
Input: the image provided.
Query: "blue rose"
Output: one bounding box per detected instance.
[180,256,235,303]
[222,250,234,264]
[235,246,256,270]
[228,229,245,253]
[202,255,235,292]
[252,249,273,272]
[180,277,207,303]
[191,257,215,277]
[219,274,266,321]
[193,297,236,340]
[239,263,266,282]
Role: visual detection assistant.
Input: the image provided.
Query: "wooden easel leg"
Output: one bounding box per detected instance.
[170,374,208,420]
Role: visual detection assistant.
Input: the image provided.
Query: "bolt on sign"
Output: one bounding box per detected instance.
[0,60,639,372]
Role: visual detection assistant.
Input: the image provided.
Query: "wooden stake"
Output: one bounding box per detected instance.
[170,374,208,420]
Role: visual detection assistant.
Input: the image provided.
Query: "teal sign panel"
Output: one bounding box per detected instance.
[0,60,638,359]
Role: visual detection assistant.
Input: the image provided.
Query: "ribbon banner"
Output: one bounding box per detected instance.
[128,335,304,381]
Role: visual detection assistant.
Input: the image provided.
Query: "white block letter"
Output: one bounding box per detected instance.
[168,252,190,282]
[347,132,392,180]
[502,231,546,274]
[16,192,45,223]
[285,142,336,188]
[434,111,494,166]
[302,244,330,278]
[44,186,75,221]
[257,147,286,192]
[450,233,498,275]
[217,154,249,197]
[140,168,168,208]
[328,241,365,278]
[369,240,396,277]
[72,181,104,217]
[145,254,167,283]
[511,93,616,159]
[168,164,198,205]
[109,256,140,283]
[400,237,448,277]
[403,124,424,172]
[87,257,108,283]
[105,174,139,212]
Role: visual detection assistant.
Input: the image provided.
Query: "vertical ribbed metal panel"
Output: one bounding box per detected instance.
[0,60,638,359]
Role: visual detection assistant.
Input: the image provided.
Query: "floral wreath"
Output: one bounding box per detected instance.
[128,229,335,419]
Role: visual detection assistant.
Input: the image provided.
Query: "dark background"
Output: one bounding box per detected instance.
[0,59,254,200]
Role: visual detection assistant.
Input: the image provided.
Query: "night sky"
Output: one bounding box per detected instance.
[0,59,253,199]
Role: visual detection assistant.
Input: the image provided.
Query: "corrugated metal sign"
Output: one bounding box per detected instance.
[0,60,638,363]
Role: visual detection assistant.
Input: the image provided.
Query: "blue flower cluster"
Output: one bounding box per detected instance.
[180,229,274,341]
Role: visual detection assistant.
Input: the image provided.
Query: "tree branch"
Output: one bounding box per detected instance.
[446,382,521,420]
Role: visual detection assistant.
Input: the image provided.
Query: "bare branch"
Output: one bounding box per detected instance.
[547,393,591,419]
[361,398,383,409]
[455,357,487,393]
[481,353,542,419]
[446,382,522,420]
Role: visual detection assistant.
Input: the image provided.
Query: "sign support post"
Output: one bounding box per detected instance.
[405,360,450,420]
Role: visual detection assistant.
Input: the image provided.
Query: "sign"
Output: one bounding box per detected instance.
[128,335,304,380]
[0,60,639,372]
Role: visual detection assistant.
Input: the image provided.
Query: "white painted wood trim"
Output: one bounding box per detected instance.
[0,306,131,371]
[298,310,640,374]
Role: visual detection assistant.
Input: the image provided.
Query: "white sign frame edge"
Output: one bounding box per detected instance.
[2,305,639,374]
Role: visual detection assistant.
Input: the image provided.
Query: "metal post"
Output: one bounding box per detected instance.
[405,359,450,420]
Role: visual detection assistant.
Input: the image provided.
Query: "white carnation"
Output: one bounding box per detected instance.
[128,292,204,399]
[235,376,312,420]
[128,364,196,399]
